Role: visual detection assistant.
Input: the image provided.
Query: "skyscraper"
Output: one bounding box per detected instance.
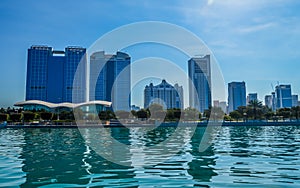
[228,81,246,112]
[144,79,183,109]
[292,94,298,107]
[64,47,87,103]
[89,51,131,111]
[275,84,292,109]
[188,55,211,113]
[247,93,258,104]
[26,45,86,103]
[265,95,273,109]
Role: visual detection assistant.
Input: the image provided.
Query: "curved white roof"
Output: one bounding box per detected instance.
[14,100,112,108]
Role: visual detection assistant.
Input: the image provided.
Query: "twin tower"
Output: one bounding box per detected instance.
[26,46,130,111]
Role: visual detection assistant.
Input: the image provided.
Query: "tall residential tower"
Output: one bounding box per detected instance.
[188,55,211,113]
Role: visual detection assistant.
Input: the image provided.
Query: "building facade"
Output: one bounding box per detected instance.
[26,45,86,103]
[247,93,258,104]
[275,84,292,109]
[292,94,298,107]
[219,101,227,114]
[89,51,131,111]
[228,81,246,112]
[188,55,211,113]
[144,80,183,109]
[265,95,272,109]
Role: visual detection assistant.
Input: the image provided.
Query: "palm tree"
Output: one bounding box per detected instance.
[291,106,300,121]
[248,100,263,120]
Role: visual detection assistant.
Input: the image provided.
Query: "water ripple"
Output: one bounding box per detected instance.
[0,126,300,187]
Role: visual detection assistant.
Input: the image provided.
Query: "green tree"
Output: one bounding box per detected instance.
[229,111,242,122]
[40,112,53,121]
[136,109,149,119]
[183,107,200,121]
[247,100,263,120]
[166,109,174,121]
[98,110,115,120]
[10,113,21,122]
[131,110,137,118]
[291,106,300,120]
[23,111,35,122]
[264,111,275,120]
[59,111,74,121]
[173,109,182,120]
[223,114,232,121]
[98,111,108,120]
[204,107,225,121]
[0,113,7,121]
[277,108,291,120]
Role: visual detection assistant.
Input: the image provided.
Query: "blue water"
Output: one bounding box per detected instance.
[0,126,300,187]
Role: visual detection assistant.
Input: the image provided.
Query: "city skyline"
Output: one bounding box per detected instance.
[8,44,300,111]
[1,1,300,107]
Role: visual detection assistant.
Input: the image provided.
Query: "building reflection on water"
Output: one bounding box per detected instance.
[20,128,135,187]
[187,127,218,184]
[1,125,299,187]
[16,126,220,187]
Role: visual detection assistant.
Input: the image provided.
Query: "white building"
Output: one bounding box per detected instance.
[144,79,184,109]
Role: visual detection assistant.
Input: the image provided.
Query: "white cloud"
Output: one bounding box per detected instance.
[236,22,276,34]
[207,0,214,6]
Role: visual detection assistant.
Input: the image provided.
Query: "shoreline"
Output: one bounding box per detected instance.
[3,121,300,128]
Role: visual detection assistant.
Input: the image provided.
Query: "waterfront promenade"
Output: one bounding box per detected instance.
[4,120,300,128]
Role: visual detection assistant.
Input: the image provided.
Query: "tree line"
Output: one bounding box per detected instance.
[1,101,300,123]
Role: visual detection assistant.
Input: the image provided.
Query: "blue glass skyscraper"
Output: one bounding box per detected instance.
[89,51,131,111]
[188,55,212,113]
[26,45,86,103]
[228,81,246,112]
[275,84,292,109]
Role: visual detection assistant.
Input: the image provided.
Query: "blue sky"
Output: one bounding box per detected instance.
[1,0,300,108]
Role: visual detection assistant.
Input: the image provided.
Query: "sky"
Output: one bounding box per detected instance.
[1,0,300,108]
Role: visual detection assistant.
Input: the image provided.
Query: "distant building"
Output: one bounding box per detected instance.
[26,45,86,103]
[265,95,272,109]
[228,81,246,112]
[89,51,131,111]
[271,92,276,111]
[292,95,298,107]
[275,84,292,109]
[188,55,211,113]
[219,101,227,114]
[213,100,219,107]
[265,92,277,111]
[247,93,258,104]
[144,79,183,109]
